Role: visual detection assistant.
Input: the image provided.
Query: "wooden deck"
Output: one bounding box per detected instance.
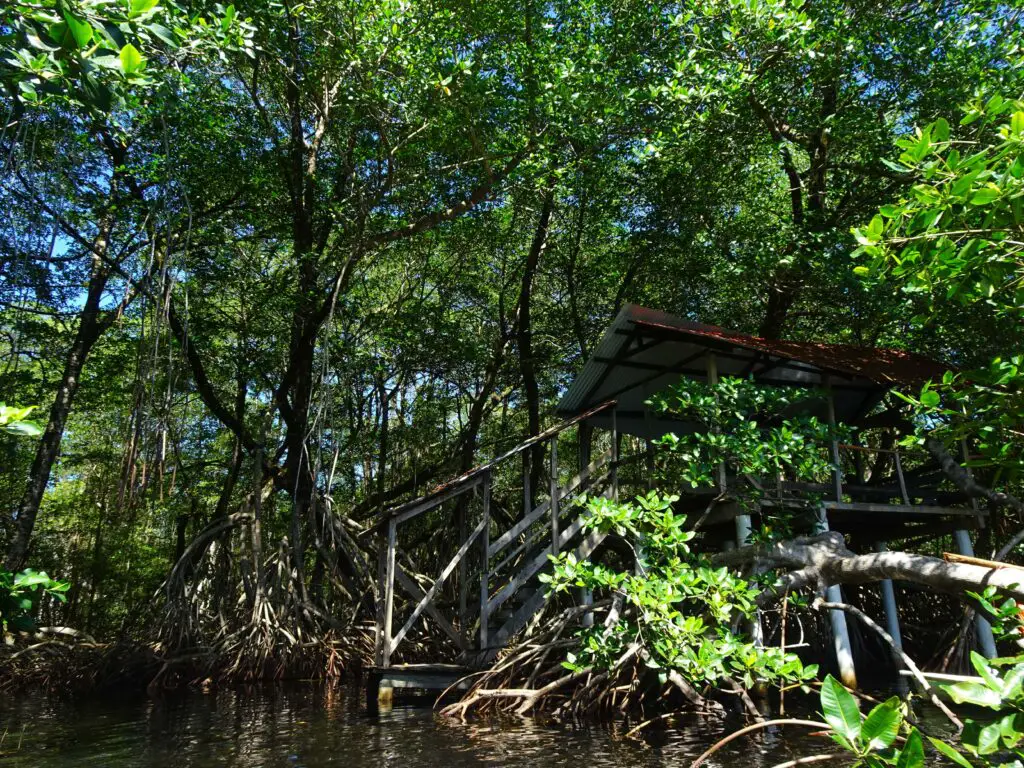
[366,663,474,709]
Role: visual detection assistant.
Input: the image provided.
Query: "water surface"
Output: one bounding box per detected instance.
[0,684,836,767]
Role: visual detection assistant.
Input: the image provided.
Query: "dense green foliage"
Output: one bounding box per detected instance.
[543,489,817,688]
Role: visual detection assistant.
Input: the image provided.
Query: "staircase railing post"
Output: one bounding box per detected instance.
[458,498,469,642]
[479,470,492,651]
[380,517,397,667]
[374,529,387,666]
[550,436,559,555]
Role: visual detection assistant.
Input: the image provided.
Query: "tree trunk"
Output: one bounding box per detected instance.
[5,254,113,570]
[518,186,555,508]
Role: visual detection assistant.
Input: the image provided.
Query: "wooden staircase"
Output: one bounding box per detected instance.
[368,401,619,685]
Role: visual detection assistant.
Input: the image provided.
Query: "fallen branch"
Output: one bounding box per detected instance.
[715,531,1024,604]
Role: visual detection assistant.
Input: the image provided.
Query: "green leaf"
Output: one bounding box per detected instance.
[3,421,42,437]
[148,24,178,47]
[927,736,973,768]
[120,43,144,74]
[999,712,1024,749]
[970,187,1001,205]
[820,675,862,743]
[861,698,901,750]
[1011,111,1024,136]
[895,729,924,768]
[62,13,94,48]
[970,650,1002,691]
[944,680,1003,708]
[919,390,940,408]
[130,0,159,16]
[976,721,1002,755]
[14,569,52,588]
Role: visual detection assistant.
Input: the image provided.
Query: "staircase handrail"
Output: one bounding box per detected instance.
[368,399,616,531]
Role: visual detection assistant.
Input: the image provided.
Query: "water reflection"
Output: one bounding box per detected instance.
[0,685,837,767]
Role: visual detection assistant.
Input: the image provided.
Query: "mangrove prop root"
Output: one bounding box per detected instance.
[814,599,963,731]
[769,756,843,768]
[690,719,830,768]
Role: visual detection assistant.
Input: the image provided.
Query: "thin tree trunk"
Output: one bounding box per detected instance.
[5,240,115,570]
[518,186,555,507]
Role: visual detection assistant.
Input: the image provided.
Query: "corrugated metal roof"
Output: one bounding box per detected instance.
[557,305,951,419]
[630,317,950,386]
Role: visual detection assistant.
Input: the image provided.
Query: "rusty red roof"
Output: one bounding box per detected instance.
[630,314,950,387]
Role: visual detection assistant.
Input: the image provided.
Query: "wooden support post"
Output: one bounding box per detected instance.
[381,517,397,668]
[894,451,910,505]
[550,436,559,556]
[374,531,387,667]
[734,510,761,647]
[707,352,759,643]
[735,513,753,548]
[610,409,619,503]
[705,353,727,492]
[815,506,858,689]
[645,439,655,491]
[953,528,998,659]
[579,424,594,628]
[824,378,843,503]
[479,471,492,651]
[962,436,986,530]
[365,669,391,713]
[852,435,865,484]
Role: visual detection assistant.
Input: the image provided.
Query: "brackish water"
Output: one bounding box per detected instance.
[0,685,837,767]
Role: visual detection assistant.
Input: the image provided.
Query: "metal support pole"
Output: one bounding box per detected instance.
[954,528,998,658]
[815,506,857,688]
[873,541,908,693]
[873,542,903,651]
